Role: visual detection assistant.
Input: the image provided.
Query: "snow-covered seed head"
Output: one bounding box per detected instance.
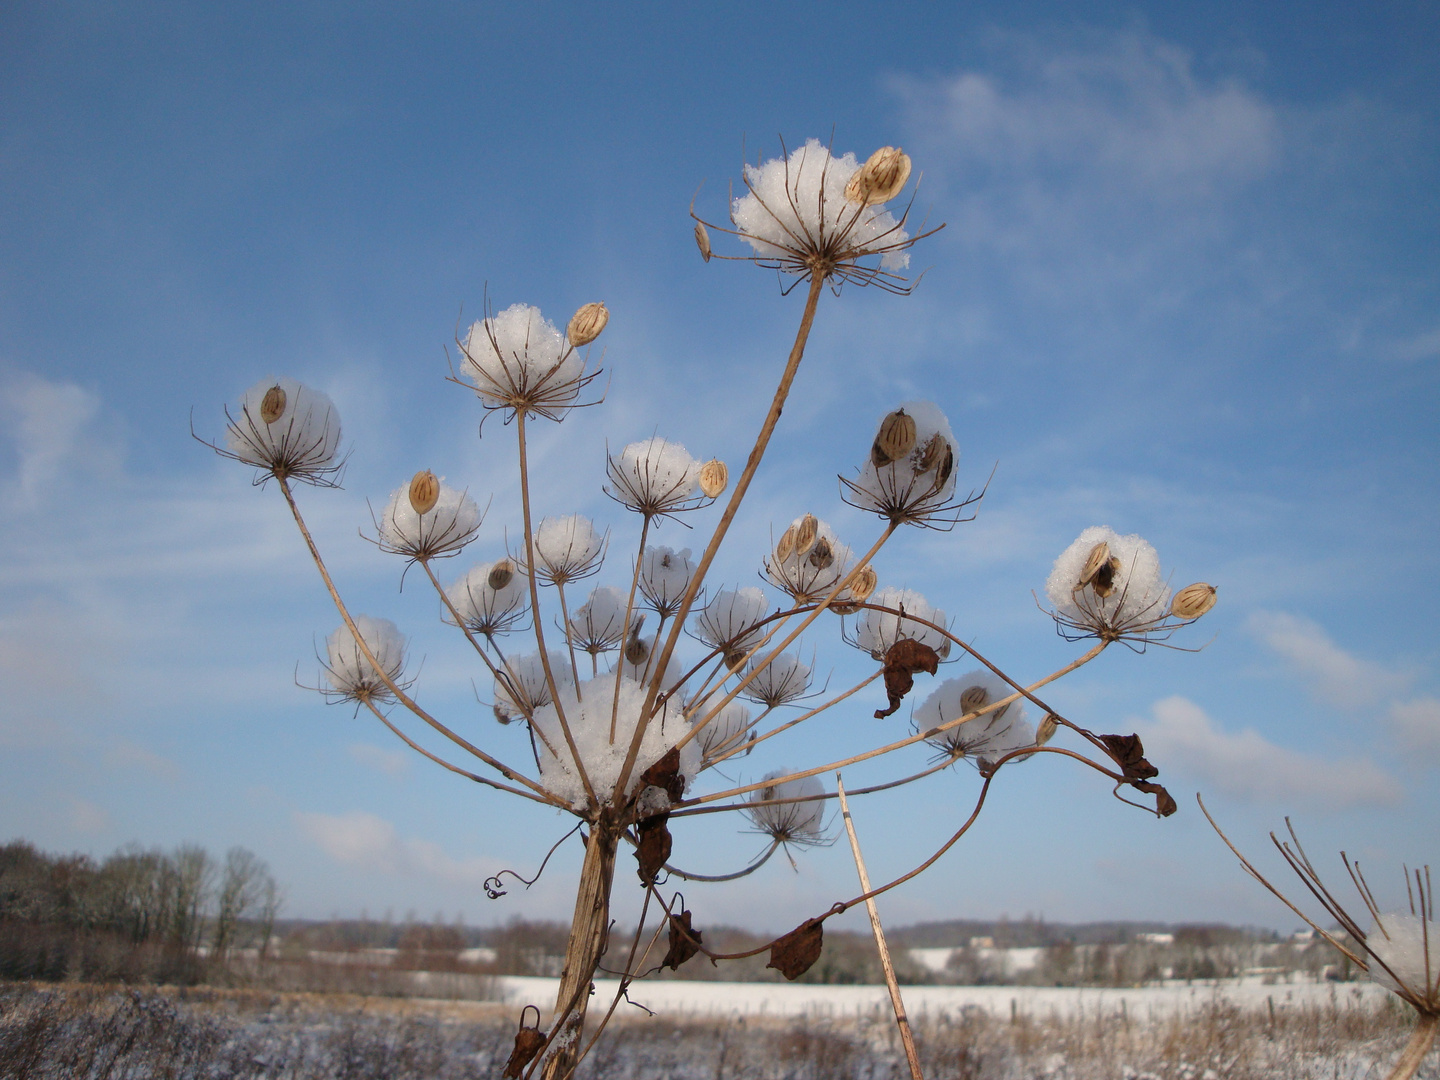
[741,652,813,707]
[695,587,768,660]
[872,408,917,466]
[639,545,696,617]
[766,517,859,606]
[918,672,1035,770]
[694,220,712,262]
[322,616,407,704]
[1170,583,1217,620]
[692,700,753,761]
[1046,526,1173,642]
[1365,911,1440,1008]
[566,302,609,347]
[606,437,703,518]
[223,377,343,486]
[1036,713,1059,746]
[569,586,640,655]
[408,470,439,515]
[460,303,587,421]
[528,515,606,585]
[844,147,912,206]
[493,650,572,721]
[377,476,482,561]
[746,772,826,846]
[698,459,728,498]
[446,559,530,637]
[260,384,287,424]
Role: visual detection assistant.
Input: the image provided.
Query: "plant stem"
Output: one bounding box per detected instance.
[837,776,924,1080]
[1385,1011,1437,1080]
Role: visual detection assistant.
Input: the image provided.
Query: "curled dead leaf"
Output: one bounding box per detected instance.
[1100,733,1159,781]
[662,907,703,970]
[874,638,940,719]
[767,917,824,981]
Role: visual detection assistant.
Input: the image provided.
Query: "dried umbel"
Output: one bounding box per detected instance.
[566,301,609,347]
[871,408,917,466]
[605,437,705,518]
[739,651,813,708]
[445,559,530,637]
[746,771,826,847]
[694,587,769,661]
[408,470,439,515]
[1170,582,1217,620]
[766,515,861,606]
[460,303,590,421]
[526,515,606,585]
[637,545,695,617]
[918,673,1036,770]
[222,377,343,486]
[851,585,950,662]
[322,616,408,704]
[1046,526,1174,643]
[844,146,912,206]
[698,459,728,498]
[569,585,642,656]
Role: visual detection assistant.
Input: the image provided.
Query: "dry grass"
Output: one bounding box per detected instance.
[0,980,1432,1078]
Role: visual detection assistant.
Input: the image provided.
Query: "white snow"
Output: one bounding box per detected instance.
[377,478,481,558]
[325,616,406,698]
[915,672,1037,769]
[460,304,582,412]
[853,586,949,661]
[1046,526,1171,632]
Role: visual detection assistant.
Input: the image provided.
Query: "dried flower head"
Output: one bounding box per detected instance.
[605,437,708,518]
[492,649,573,723]
[376,476,482,560]
[459,303,595,421]
[698,138,935,291]
[850,586,950,662]
[691,699,753,761]
[694,587,769,666]
[843,401,970,527]
[698,459,728,498]
[1046,526,1175,644]
[322,616,409,704]
[525,515,606,585]
[765,516,863,606]
[740,652,814,708]
[221,377,343,486]
[568,585,641,656]
[638,545,697,617]
[844,146,913,205]
[566,302,609,347]
[746,771,827,847]
[444,559,530,637]
[1170,583,1218,620]
[917,672,1036,771]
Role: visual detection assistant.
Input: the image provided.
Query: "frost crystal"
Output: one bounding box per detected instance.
[606,437,702,517]
[225,377,342,484]
[324,616,406,702]
[376,478,481,560]
[746,771,826,844]
[765,516,859,604]
[853,586,949,661]
[695,587,769,661]
[569,585,641,655]
[916,672,1036,770]
[1367,913,1440,1002]
[1046,526,1171,639]
[460,304,585,419]
[691,699,753,760]
[844,401,960,525]
[741,652,813,707]
[444,559,530,637]
[639,545,696,616]
[528,515,605,584]
[731,139,911,276]
[531,670,700,809]
[493,650,573,722]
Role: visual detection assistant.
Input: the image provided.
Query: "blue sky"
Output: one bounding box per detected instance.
[2,2,1437,936]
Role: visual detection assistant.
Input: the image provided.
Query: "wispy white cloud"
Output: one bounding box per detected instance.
[1388,697,1440,755]
[348,743,410,778]
[1247,611,1410,708]
[295,810,499,888]
[1135,695,1401,807]
[69,797,110,834]
[0,371,122,499]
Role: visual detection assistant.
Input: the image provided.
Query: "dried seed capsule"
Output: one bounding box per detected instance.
[624,632,651,667]
[698,459,728,498]
[793,514,819,557]
[566,302,609,347]
[871,408,917,467]
[849,564,877,603]
[774,525,797,564]
[1170,583,1217,620]
[914,432,949,476]
[807,537,835,571]
[1036,713,1059,746]
[960,685,989,715]
[487,559,515,590]
[844,146,912,205]
[1078,542,1122,598]
[694,220,712,262]
[259,384,287,424]
[408,470,439,515]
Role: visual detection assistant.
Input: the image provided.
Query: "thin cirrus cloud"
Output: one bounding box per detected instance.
[1134,695,1401,808]
[1246,610,1411,709]
[294,809,500,888]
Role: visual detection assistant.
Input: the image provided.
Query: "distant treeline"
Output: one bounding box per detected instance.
[887,916,1276,948]
[0,839,279,984]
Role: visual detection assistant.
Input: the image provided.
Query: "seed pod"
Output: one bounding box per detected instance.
[1170,583,1217,620]
[774,525,797,564]
[848,564,878,603]
[914,433,949,476]
[871,408,917,466]
[1078,542,1121,597]
[487,559,515,590]
[844,146,912,205]
[698,459,728,498]
[793,514,819,557]
[694,220,712,262]
[566,301,609,346]
[259,385,287,424]
[408,470,440,515]
[625,632,651,667]
[1036,713,1059,746]
[807,537,834,571]
[960,685,989,715]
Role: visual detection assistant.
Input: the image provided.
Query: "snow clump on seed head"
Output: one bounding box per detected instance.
[694,587,770,665]
[746,771,826,846]
[323,616,407,703]
[527,515,606,585]
[224,377,343,485]
[605,437,703,518]
[765,515,861,605]
[1365,913,1440,1006]
[638,545,696,617]
[460,304,586,420]
[741,652,813,708]
[916,672,1036,771]
[844,401,961,526]
[852,586,950,662]
[444,559,530,637]
[691,699,753,762]
[492,650,573,723]
[376,476,482,560]
[1046,526,1171,641]
[569,585,642,656]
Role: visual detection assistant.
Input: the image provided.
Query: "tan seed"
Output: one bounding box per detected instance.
[960,685,989,715]
[915,433,948,475]
[566,302,609,347]
[1036,713,1059,746]
[871,408,917,467]
[793,514,819,556]
[625,633,651,666]
[844,146,912,205]
[694,221,712,262]
[487,559,515,590]
[1078,542,1122,596]
[259,384,287,424]
[408,470,440,515]
[807,537,835,570]
[848,564,877,603]
[698,459,728,498]
[775,525,797,564]
[1170,582,1217,620]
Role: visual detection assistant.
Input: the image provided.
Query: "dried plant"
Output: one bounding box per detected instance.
[203,135,1216,1080]
[1202,797,1438,1080]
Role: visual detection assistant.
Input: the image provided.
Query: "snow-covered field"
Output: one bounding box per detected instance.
[497,973,1388,1022]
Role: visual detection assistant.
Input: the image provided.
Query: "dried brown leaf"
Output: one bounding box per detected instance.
[662,908,703,970]
[874,638,940,719]
[767,917,824,980]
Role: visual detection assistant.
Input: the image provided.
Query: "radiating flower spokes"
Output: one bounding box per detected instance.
[205,377,346,487]
[454,300,607,422]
